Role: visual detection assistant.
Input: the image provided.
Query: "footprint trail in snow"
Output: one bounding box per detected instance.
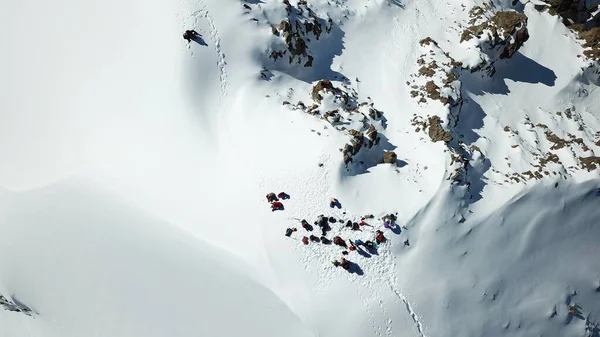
[181,0,228,101]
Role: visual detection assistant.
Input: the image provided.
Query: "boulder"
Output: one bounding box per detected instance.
[383,151,398,164]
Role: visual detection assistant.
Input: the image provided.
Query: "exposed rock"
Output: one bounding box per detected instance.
[366,124,378,141]
[383,151,398,164]
[311,79,334,103]
[580,156,600,171]
[409,38,462,107]
[268,1,334,67]
[368,107,383,119]
[1,295,33,316]
[542,1,600,60]
[461,7,529,71]
[427,116,452,142]
[419,37,438,46]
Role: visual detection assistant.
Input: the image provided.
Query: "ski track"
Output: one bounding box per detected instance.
[185,1,228,101]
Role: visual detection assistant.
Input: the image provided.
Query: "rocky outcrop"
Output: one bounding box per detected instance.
[408,38,462,106]
[1,295,33,316]
[427,116,452,143]
[460,5,529,74]
[311,79,335,103]
[284,78,391,170]
[539,0,600,60]
[580,156,600,171]
[268,1,334,67]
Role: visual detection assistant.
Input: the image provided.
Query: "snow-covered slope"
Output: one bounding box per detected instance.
[0,180,314,337]
[1,0,599,336]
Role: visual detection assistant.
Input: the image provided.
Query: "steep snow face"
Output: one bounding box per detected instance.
[397,180,600,337]
[0,180,315,337]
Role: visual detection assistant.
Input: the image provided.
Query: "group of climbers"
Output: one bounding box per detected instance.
[266,192,289,211]
[270,191,401,274]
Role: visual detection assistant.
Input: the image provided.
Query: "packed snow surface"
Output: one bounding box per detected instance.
[1,0,599,336]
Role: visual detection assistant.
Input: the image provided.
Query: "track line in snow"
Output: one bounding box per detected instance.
[184,1,228,101]
[390,286,427,337]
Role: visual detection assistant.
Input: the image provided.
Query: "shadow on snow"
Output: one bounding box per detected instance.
[448,51,554,204]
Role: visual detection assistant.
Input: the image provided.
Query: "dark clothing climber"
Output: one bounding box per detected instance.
[320,236,331,244]
[301,221,313,231]
[310,235,320,242]
[183,30,201,42]
[340,258,350,270]
[266,192,278,202]
[277,192,290,200]
[285,228,294,237]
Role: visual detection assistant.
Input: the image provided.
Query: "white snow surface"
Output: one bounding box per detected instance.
[1,0,600,336]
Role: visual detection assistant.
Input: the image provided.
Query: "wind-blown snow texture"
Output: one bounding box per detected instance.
[1,0,599,336]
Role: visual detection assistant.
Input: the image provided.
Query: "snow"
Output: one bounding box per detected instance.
[0,180,314,337]
[1,0,600,336]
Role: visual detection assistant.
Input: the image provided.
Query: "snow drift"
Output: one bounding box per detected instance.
[0,179,315,337]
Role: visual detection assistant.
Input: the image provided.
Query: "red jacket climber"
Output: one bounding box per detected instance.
[271,201,283,211]
[375,230,386,244]
[333,236,347,247]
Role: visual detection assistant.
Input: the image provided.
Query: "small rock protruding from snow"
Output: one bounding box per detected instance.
[0,295,34,317]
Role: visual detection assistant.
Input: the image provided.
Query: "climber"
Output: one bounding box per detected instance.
[266,192,278,202]
[364,240,375,249]
[375,230,386,244]
[404,239,410,246]
[302,236,309,245]
[351,222,360,231]
[320,236,332,244]
[183,29,201,43]
[333,236,347,247]
[348,240,357,251]
[285,228,296,237]
[345,220,352,228]
[277,192,290,200]
[316,216,330,233]
[359,220,366,227]
[340,258,350,270]
[271,201,284,211]
[301,219,312,231]
[310,235,320,242]
[317,215,329,227]
[330,197,340,208]
[354,239,364,246]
